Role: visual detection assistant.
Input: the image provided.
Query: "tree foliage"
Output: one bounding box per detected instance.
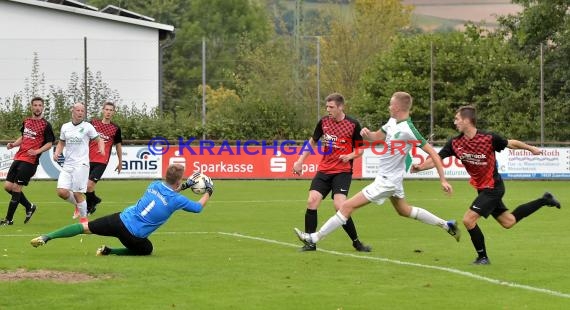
[354,27,543,141]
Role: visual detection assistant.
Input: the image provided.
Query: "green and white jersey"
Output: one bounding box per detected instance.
[375,117,427,179]
[59,121,99,167]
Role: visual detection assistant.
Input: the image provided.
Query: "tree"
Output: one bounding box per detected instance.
[353,28,541,141]
[498,1,570,141]
[318,0,413,100]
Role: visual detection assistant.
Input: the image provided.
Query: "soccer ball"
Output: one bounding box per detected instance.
[190,173,212,195]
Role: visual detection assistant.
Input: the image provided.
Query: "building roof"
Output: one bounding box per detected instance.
[7,0,174,33]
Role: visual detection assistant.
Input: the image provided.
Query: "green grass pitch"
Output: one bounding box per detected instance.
[0,179,568,309]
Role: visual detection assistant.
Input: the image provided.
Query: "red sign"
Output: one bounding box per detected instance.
[161,146,362,179]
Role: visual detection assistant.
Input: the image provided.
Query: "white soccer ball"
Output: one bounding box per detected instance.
[190,173,212,195]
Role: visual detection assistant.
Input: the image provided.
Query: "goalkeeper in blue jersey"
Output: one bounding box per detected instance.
[29,164,213,256]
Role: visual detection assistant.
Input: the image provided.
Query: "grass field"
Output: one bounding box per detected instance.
[0,179,569,309]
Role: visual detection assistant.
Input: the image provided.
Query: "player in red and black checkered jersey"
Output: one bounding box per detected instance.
[292,93,371,252]
[1,97,55,226]
[412,105,561,265]
[86,102,123,215]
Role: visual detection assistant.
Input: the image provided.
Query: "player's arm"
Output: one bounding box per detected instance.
[293,137,318,175]
[507,139,541,155]
[360,127,386,142]
[94,136,105,156]
[411,139,454,173]
[29,141,53,156]
[420,143,453,194]
[115,143,123,173]
[7,137,22,150]
[53,140,65,161]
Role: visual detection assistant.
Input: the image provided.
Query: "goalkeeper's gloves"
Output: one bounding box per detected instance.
[203,177,214,197]
[180,172,201,191]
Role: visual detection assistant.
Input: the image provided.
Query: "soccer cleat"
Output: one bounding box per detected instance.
[30,236,48,247]
[24,204,37,224]
[446,220,461,242]
[294,227,314,247]
[0,219,14,226]
[72,207,80,219]
[542,192,561,209]
[472,257,491,265]
[353,240,372,252]
[96,245,111,256]
[299,243,316,252]
[88,197,102,215]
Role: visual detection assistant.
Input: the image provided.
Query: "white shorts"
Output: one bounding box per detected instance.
[362,175,405,205]
[57,164,89,193]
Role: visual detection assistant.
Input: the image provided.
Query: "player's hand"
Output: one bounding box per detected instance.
[410,164,421,173]
[203,177,214,197]
[27,149,40,156]
[441,181,453,195]
[179,172,202,191]
[292,161,303,176]
[115,163,122,174]
[360,127,371,139]
[338,154,352,162]
[6,142,13,150]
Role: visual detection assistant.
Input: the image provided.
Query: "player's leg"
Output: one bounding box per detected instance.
[70,164,89,222]
[86,163,106,215]
[508,192,561,226]
[331,172,371,252]
[15,162,38,223]
[30,221,89,247]
[464,189,498,265]
[295,189,370,245]
[299,172,328,251]
[1,162,19,225]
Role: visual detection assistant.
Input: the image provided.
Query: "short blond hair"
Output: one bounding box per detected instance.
[392,92,412,111]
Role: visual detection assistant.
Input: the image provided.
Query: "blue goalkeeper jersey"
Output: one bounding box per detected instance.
[120,181,203,238]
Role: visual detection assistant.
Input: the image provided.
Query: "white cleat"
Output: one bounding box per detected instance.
[294,228,314,246]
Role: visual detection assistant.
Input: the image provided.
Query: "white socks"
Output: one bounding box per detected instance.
[311,210,348,243]
[409,206,447,229]
[77,200,88,217]
[66,191,77,205]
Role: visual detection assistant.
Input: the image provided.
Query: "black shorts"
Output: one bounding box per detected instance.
[88,212,153,255]
[309,171,352,199]
[6,160,38,186]
[470,181,509,219]
[89,163,108,182]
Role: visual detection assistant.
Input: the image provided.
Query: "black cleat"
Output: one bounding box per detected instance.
[542,192,561,209]
[299,243,316,252]
[472,257,491,265]
[0,219,14,226]
[24,204,36,224]
[88,196,102,215]
[353,240,372,252]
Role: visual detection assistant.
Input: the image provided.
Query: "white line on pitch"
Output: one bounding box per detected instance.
[218,231,570,299]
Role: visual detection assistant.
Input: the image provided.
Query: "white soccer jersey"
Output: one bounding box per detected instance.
[59,121,99,167]
[374,117,427,179]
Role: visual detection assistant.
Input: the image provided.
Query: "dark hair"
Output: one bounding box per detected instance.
[165,164,185,185]
[325,93,345,106]
[103,101,115,109]
[457,105,477,126]
[30,97,44,105]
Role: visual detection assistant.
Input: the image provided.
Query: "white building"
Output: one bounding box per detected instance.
[0,0,174,112]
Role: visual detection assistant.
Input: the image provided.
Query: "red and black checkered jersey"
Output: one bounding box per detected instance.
[439,130,508,189]
[312,115,362,174]
[14,118,55,165]
[89,119,122,164]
